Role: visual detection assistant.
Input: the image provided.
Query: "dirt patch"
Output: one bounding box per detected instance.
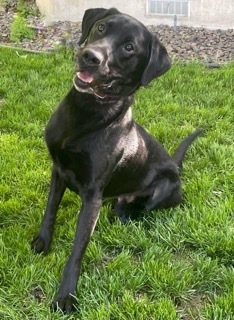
[177,293,212,320]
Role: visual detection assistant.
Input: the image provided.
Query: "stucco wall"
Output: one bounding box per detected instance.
[189,0,234,29]
[36,0,234,29]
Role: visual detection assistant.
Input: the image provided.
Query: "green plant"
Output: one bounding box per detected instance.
[10,14,35,42]
[16,0,39,17]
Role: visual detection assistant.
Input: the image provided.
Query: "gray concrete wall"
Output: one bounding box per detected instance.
[36,0,234,29]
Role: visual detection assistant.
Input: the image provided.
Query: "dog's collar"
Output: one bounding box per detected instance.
[73,76,121,102]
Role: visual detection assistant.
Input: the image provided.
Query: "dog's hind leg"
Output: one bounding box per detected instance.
[145,176,182,210]
[31,166,66,254]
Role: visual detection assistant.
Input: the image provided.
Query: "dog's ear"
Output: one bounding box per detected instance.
[141,35,171,86]
[79,7,120,45]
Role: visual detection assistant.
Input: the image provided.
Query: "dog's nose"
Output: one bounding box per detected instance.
[82,49,102,66]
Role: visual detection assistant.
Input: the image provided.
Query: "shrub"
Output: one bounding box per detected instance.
[10,14,35,42]
[16,0,39,17]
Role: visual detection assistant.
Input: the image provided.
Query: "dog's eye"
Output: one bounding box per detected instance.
[97,23,105,33]
[124,43,134,52]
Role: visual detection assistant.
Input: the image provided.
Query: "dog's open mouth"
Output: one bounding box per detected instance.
[73,71,106,99]
[73,71,120,100]
[77,71,94,86]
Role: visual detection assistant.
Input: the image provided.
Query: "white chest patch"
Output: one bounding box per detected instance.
[115,108,147,167]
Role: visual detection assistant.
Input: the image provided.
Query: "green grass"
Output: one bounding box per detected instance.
[0,46,233,319]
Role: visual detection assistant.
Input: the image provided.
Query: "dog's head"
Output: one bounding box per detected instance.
[73,8,171,99]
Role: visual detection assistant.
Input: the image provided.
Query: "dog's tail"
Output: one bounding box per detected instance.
[172,129,204,169]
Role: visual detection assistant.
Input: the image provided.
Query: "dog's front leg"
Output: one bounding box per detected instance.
[52,190,102,313]
[32,166,66,254]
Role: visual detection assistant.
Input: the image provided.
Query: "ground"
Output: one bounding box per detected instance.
[0,4,233,63]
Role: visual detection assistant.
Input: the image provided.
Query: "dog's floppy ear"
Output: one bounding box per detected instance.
[141,35,171,86]
[79,7,120,45]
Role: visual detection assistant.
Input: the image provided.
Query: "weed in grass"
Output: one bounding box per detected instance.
[0,47,233,319]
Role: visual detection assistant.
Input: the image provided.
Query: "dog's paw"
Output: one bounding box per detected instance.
[118,213,131,225]
[31,235,50,254]
[51,294,77,314]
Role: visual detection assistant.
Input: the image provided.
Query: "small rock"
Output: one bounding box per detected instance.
[205,62,222,68]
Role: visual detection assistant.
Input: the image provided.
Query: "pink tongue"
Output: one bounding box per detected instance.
[77,71,94,83]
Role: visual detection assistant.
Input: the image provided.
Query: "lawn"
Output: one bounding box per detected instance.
[0,47,233,320]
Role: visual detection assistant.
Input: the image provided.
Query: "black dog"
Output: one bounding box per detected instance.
[32,8,202,313]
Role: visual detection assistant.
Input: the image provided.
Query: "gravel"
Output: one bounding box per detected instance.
[0,7,233,64]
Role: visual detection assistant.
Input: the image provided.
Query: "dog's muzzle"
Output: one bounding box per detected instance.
[73,71,120,100]
[73,72,106,99]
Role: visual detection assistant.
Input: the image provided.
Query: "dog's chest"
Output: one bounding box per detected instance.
[45,102,148,193]
[45,121,119,191]
[115,127,141,166]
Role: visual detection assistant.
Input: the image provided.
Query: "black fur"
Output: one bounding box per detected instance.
[31,8,202,313]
